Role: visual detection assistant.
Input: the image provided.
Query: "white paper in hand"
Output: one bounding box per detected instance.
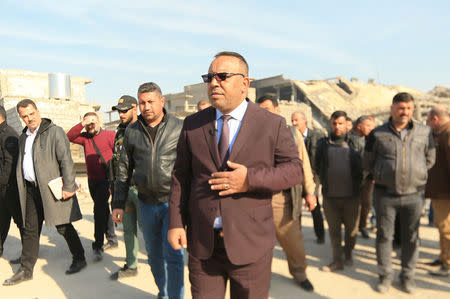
[48,177,63,200]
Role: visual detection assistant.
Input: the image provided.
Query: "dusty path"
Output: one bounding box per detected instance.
[0,190,448,299]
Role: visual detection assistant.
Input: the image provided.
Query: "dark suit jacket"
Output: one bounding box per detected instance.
[169,100,302,265]
[304,128,325,181]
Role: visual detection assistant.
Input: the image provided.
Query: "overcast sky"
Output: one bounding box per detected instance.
[1,0,449,112]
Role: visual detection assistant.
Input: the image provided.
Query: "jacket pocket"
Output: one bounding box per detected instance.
[251,205,273,222]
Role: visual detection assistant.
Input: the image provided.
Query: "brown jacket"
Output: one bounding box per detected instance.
[169,100,303,265]
[426,121,450,199]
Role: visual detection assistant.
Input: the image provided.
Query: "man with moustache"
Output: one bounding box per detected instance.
[109,96,140,280]
[0,105,21,259]
[364,92,435,293]
[67,112,118,262]
[315,111,363,272]
[256,94,316,292]
[168,52,302,299]
[4,99,86,286]
[112,83,184,299]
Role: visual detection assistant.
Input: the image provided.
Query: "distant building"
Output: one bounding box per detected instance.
[0,69,100,165]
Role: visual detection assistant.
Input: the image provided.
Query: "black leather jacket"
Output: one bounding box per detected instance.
[113,111,183,208]
[0,121,18,188]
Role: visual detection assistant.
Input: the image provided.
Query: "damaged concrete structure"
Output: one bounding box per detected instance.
[162,74,449,131]
[0,69,100,163]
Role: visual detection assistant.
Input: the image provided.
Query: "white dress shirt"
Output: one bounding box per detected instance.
[213,99,249,229]
[23,126,39,183]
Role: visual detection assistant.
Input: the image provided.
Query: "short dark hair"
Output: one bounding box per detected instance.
[346,116,352,122]
[392,92,414,104]
[0,105,6,121]
[16,99,37,113]
[214,51,249,76]
[138,82,162,97]
[83,112,98,119]
[256,94,278,107]
[330,110,347,120]
[355,115,375,125]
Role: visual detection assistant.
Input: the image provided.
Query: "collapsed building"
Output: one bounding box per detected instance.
[163,75,450,130]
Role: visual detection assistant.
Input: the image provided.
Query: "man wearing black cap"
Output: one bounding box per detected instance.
[67,112,118,262]
[109,96,140,280]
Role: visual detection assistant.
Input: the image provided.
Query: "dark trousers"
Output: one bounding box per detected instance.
[323,197,360,262]
[374,187,424,280]
[21,181,85,273]
[359,179,374,230]
[304,181,325,240]
[0,188,22,256]
[311,201,325,240]
[88,178,116,250]
[189,231,272,299]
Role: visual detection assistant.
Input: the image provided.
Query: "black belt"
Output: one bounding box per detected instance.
[25,180,38,188]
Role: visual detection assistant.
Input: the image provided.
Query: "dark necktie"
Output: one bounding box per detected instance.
[218,115,232,168]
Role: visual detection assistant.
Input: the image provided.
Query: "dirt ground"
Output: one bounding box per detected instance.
[0,185,448,299]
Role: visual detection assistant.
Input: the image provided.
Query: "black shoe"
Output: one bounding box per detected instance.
[110,264,138,280]
[103,241,118,251]
[66,259,87,274]
[360,228,370,239]
[93,249,103,262]
[9,257,21,264]
[316,236,325,244]
[3,268,33,286]
[425,259,442,266]
[429,266,450,277]
[298,278,314,292]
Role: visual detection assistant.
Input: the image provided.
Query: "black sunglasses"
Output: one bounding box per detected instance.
[201,72,245,83]
[117,108,131,113]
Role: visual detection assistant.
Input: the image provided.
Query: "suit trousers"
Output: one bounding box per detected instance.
[323,197,360,262]
[20,181,85,273]
[88,178,117,250]
[189,230,272,299]
[431,199,450,268]
[374,187,424,280]
[0,188,22,256]
[359,179,374,230]
[272,190,308,282]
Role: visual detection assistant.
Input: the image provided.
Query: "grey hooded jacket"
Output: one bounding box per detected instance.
[363,119,435,195]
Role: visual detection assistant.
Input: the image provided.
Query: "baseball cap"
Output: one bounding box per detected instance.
[112,95,137,111]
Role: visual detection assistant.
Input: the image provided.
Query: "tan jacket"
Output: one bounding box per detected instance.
[426,121,450,199]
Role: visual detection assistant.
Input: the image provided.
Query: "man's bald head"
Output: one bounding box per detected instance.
[427,104,449,132]
[214,51,248,76]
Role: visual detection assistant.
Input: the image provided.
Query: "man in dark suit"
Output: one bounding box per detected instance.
[0,105,21,258]
[168,51,302,299]
[3,99,86,286]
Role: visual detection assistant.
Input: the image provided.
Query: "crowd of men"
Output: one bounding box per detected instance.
[0,51,448,299]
